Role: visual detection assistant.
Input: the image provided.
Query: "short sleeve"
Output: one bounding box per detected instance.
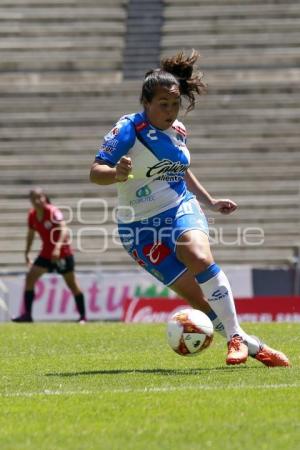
[51,207,64,223]
[95,117,136,167]
[176,120,187,144]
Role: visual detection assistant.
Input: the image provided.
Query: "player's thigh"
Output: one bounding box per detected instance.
[176,229,214,273]
[169,269,211,314]
[25,264,48,289]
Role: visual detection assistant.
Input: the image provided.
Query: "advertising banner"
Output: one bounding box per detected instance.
[0,266,253,322]
[235,296,300,322]
[0,271,175,322]
[122,297,300,323]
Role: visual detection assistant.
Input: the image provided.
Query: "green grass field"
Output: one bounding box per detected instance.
[0,322,299,450]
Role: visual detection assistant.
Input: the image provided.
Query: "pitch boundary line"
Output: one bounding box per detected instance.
[1,383,300,398]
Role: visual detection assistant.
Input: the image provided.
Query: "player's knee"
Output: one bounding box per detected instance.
[178,247,211,272]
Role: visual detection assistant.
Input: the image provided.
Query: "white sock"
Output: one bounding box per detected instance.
[206,310,226,338]
[197,264,261,354]
[239,333,261,356]
[197,266,243,340]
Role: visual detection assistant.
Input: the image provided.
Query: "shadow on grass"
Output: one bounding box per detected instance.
[46,366,264,377]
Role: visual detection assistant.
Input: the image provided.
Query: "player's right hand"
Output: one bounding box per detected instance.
[25,252,32,266]
[115,156,132,182]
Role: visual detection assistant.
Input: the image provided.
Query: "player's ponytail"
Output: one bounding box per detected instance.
[161,50,207,112]
[140,49,207,112]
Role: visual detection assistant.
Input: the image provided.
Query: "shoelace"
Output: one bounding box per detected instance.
[229,337,243,351]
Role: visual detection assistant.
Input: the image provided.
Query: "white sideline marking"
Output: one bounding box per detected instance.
[1,383,299,398]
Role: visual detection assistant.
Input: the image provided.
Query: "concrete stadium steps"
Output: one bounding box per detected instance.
[2,166,300,183]
[0,244,297,270]
[0,219,299,238]
[3,151,300,168]
[162,48,300,71]
[1,107,300,127]
[162,0,300,69]
[0,5,126,20]
[165,4,300,14]
[1,92,300,113]
[0,20,125,36]
[163,2,300,20]
[2,122,299,142]
[1,205,299,227]
[164,18,300,35]
[1,137,300,157]
[0,180,299,201]
[0,52,123,73]
[0,1,127,73]
[0,0,125,4]
[162,32,300,50]
[1,69,300,93]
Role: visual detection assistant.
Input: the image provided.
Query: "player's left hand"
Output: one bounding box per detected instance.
[210,198,237,214]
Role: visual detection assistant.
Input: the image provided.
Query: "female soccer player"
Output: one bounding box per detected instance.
[12,188,86,323]
[90,51,289,366]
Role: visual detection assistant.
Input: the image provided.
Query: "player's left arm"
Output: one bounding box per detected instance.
[184,169,237,214]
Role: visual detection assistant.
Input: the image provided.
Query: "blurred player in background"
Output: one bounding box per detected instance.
[90,50,290,367]
[12,187,86,323]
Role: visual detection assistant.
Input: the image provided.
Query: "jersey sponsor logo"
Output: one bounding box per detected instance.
[100,137,119,155]
[146,159,188,181]
[142,242,171,265]
[103,137,118,147]
[147,129,158,141]
[44,220,52,230]
[130,185,155,206]
[136,185,152,198]
[105,126,120,141]
[99,144,114,155]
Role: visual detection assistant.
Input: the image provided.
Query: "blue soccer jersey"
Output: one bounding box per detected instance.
[95,111,192,222]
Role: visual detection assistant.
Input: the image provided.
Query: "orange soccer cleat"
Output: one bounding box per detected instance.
[254,344,291,367]
[226,335,248,365]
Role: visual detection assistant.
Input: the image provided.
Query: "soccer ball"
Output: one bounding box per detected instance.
[167,308,214,356]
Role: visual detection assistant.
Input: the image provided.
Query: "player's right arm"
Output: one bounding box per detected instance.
[25,227,35,266]
[90,156,132,185]
[90,118,135,185]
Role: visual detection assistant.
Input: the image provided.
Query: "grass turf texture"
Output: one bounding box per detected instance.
[0,323,299,450]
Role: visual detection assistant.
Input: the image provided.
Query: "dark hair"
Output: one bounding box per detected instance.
[140,50,207,112]
[29,187,51,204]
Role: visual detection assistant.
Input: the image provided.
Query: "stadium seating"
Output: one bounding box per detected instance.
[0,0,300,272]
[0,0,131,271]
[161,0,300,268]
